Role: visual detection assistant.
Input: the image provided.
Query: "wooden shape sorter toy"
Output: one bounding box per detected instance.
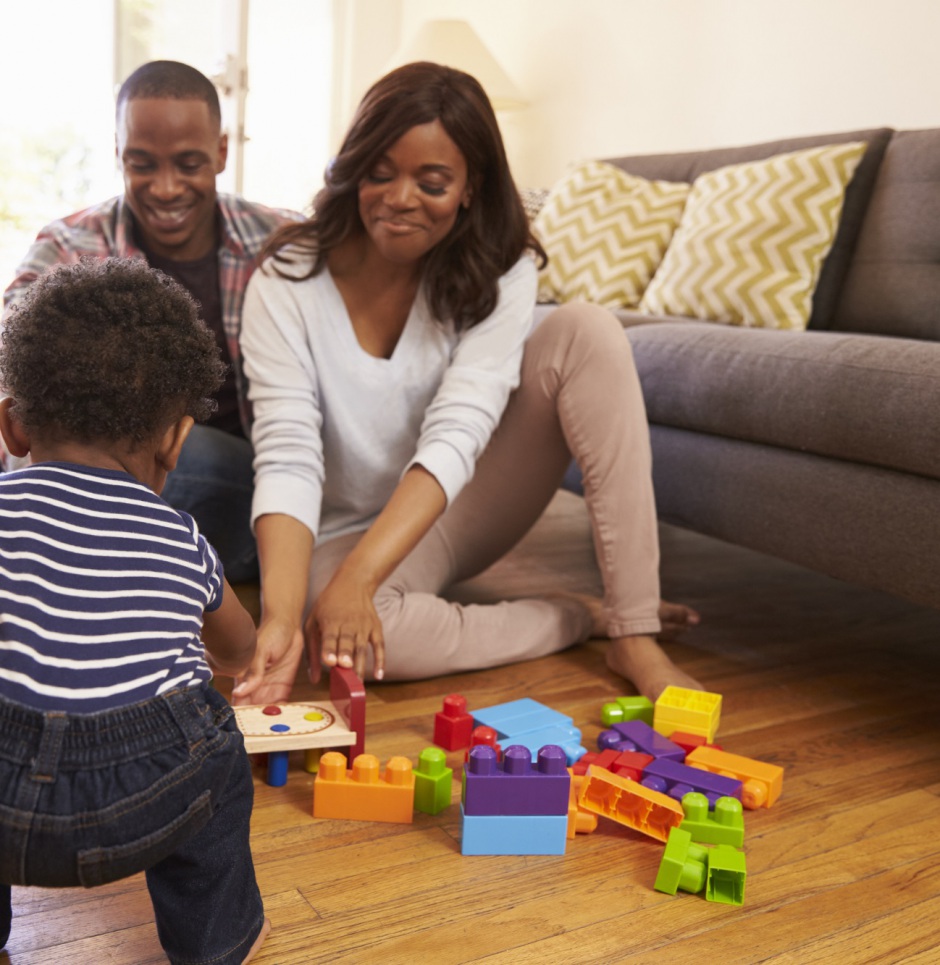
[234,667,366,786]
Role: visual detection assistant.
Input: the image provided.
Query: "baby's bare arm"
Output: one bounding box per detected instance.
[202,577,257,677]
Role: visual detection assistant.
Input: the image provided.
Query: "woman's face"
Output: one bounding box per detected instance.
[358,119,472,265]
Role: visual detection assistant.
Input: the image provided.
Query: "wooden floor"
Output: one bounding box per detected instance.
[5,491,940,964]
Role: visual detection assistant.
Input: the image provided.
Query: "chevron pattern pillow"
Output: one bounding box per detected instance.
[639,142,867,329]
[532,160,691,308]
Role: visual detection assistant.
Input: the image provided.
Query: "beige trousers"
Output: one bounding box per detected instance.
[309,303,661,679]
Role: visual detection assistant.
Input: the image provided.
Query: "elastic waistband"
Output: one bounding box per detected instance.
[0,686,226,767]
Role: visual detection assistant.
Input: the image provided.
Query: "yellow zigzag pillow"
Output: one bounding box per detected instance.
[639,142,867,330]
[532,160,691,309]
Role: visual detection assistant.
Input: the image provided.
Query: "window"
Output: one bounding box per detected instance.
[1,0,331,291]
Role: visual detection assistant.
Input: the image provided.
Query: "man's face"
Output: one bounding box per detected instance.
[116,97,227,261]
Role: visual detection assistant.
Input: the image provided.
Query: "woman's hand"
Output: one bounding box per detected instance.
[305,571,386,683]
[231,613,305,705]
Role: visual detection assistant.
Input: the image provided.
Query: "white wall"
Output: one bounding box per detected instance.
[338,0,940,187]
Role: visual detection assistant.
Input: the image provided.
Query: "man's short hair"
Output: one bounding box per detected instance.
[117,60,221,126]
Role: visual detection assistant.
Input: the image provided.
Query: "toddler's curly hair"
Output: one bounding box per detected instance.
[0,258,226,447]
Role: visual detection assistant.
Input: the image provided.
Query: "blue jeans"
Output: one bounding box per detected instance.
[162,424,258,583]
[0,686,264,965]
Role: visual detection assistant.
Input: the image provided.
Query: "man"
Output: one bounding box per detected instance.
[2,60,304,582]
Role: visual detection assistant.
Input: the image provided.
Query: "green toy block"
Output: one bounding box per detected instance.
[706,844,747,906]
[601,696,654,727]
[654,826,709,895]
[680,792,745,847]
[413,747,453,815]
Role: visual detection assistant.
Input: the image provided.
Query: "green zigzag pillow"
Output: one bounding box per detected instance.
[639,142,867,330]
[532,160,691,309]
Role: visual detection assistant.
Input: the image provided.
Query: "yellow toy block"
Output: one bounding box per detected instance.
[313,752,415,823]
[577,765,684,842]
[686,745,783,809]
[653,686,722,743]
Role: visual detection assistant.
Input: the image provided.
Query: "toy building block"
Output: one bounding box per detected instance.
[686,746,784,809]
[313,752,415,823]
[654,827,708,895]
[601,696,654,727]
[598,720,685,762]
[610,750,654,781]
[434,694,474,751]
[567,773,598,838]
[470,698,587,765]
[572,748,619,776]
[668,731,708,756]
[460,805,568,855]
[706,844,747,906]
[680,792,745,848]
[463,744,570,816]
[234,667,366,786]
[413,747,454,816]
[577,765,684,842]
[653,686,722,743]
[464,725,502,762]
[641,758,743,806]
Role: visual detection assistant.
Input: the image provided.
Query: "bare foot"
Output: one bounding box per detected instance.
[242,917,271,964]
[606,634,702,701]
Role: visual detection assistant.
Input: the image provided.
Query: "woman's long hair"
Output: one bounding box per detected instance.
[260,61,545,329]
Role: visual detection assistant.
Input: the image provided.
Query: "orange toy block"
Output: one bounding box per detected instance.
[567,772,598,839]
[686,745,783,809]
[313,752,415,823]
[577,764,684,842]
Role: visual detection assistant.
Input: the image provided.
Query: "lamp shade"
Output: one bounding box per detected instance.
[387,19,526,111]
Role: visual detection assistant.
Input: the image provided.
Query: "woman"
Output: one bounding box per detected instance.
[234,62,699,705]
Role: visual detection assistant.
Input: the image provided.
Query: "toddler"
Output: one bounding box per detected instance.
[0,259,269,963]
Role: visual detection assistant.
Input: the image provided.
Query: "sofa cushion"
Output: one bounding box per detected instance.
[605,127,893,329]
[638,142,867,330]
[626,321,940,482]
[831,128,940,342]
[532,160,690,309]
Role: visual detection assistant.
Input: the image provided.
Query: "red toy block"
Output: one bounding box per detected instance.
[572,748,620,776]
[464,725,502,762]
[610,750,654,781]
[434,694,474,750]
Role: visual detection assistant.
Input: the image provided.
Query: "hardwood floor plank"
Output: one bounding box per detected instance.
[6,499,940,964]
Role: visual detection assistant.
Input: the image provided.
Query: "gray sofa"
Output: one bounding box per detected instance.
[553,126,940,611]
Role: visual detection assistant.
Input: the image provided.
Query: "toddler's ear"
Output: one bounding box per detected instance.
[0,397,30,458]
[157,416,195,473]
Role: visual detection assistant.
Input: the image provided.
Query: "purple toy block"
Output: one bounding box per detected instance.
[605,720,685,761]
[463,744,570,816]
[641,757,743,805]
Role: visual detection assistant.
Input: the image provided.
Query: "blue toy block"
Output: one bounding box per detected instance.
[598,720,685,761]
[641,758,743,806]
[459,804,568,855]
[471,698,586,764]
[470,698,561,731]
[463,744,570,816]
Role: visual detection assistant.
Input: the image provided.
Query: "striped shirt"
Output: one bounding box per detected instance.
[0,463,223,713]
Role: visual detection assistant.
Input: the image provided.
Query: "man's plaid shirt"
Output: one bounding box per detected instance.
[2,193,304,465]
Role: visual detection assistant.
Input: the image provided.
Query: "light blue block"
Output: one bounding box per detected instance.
[471,699,586,764]
[459,805,568,855]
